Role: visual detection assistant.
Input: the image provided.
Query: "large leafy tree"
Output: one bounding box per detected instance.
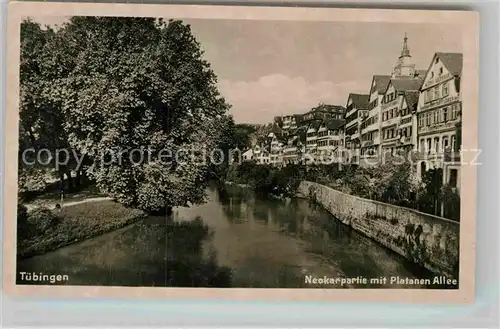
[19,20,65,196]
[21,17,231,212]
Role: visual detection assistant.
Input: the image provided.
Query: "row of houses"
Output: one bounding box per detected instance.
[242,34,463,191]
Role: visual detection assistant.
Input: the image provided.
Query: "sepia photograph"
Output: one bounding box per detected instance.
[3,2,479,302]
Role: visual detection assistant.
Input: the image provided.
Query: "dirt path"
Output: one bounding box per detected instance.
[25,196,113,211]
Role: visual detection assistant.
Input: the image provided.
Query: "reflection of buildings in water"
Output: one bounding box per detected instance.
[229,197,242,219]
[296,216,306,237]
[301,215,311,233]
[286,216,298,235]
[240,201,250,219]
[252,204,269,223]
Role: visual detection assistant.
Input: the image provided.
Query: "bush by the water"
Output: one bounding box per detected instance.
[228,160,460,221]
[226,161,306,197]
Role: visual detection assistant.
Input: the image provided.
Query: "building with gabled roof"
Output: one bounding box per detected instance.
[358,33,429,167]
[302,103,346,122]
[360,75,392,162]
[344,93,370,164]
[416,51,463,192]
[378,75,424,159]
[315,118,346,164]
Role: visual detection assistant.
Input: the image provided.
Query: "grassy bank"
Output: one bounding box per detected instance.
[17,200,147,259]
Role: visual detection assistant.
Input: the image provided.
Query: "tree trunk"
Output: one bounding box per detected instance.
[59,171,65,191]
[65,170,73,191]
[76,170,82,186]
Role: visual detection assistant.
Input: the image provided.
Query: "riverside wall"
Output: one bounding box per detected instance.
[297,181,460,277]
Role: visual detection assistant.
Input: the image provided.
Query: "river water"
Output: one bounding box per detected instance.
[17,184,436,288]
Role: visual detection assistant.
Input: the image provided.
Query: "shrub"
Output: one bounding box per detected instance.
[17,204,31,239]
[27,207,61,233]
[441,184,460,221]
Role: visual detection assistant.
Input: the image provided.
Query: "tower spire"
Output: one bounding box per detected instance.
[400,32,410,58]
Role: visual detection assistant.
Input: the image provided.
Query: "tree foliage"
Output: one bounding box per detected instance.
[441,184,460,221]
[416,168,443,215]
[20,17,231,212]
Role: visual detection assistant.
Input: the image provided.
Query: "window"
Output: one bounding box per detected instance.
[433,110,439,124]
[434,137,440,153]
[435,57,439,64]
[442,107,448,122]
[443,137,449,150]
[419,114,424,127]
[420,139,425,152]
[434,86,440,99]
[451,103,461,119]
[439,67,443,75]
[426,112,431,126]
[449,169,458,187]
[451,135,456,151]
[427,138,432,153]
[442,82,449,96]
[431,72,434,78]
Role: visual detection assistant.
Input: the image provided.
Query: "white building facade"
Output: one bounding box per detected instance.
[416,52,463,191]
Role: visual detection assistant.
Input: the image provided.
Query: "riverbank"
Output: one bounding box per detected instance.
[17,200,147,260]
[298,181,460,278]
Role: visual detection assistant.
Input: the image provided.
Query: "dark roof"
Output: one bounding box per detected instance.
[293,114,304,122]
[308,120,323,131]
[257,122,283,137]
[290,127,307,144]
[327,118,345,130]
[306,105,346,116]
[403,91,419,110]
[348,93,370,109]
[436,52,463,76]
[270,123,283,135]
[372,75,391,93]
[276,135,287,144]
[390,77,424,92]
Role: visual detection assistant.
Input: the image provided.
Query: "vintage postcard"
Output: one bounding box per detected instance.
[3,2,478,303]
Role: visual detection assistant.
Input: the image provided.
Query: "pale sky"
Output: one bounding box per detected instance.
[32,16,462,124]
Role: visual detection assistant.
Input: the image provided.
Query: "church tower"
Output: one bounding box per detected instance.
[392,33,416,77]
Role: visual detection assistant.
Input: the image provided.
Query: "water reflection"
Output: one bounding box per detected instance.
[166,217,231,287]
[17,215,231,288]
[17,184,445,289]
[17,216,169,286]
[209,184,439,288]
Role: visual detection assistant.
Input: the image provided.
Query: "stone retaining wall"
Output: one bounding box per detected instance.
[297,181,459,277]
